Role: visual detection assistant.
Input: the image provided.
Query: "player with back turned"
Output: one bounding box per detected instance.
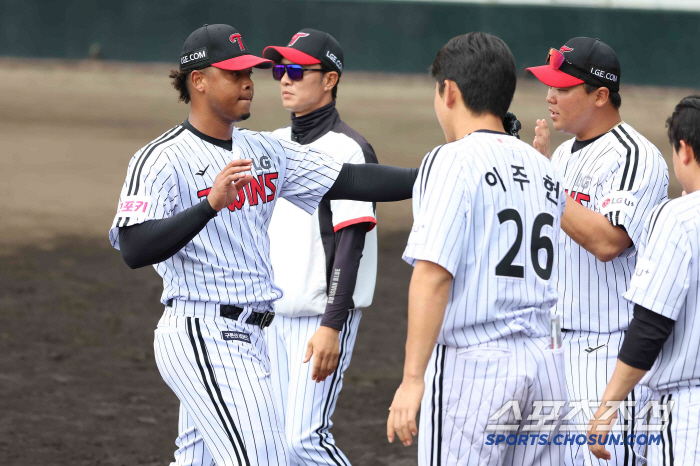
[109,24,417,466]
[588,96,700,465]
[527,38,669,466]
[387,32,568,466]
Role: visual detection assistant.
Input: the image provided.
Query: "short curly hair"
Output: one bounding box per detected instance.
[169,69,192,103]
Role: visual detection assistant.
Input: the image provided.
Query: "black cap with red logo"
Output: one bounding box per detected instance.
[179,24,273,72]
[527,37,621,92]
[263,29,344,75]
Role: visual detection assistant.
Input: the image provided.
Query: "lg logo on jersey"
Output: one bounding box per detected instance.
[197,172,279,212]
[252,155,271,171]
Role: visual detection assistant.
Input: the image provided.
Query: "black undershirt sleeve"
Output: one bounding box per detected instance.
[118,200,217,269]
[324,163,418,202]
[320,223,368,330]
[618,304,676,370]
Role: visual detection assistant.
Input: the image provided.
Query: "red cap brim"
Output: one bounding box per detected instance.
[212,54,274,71]
[262,46,321,65]
[526,65,585,88]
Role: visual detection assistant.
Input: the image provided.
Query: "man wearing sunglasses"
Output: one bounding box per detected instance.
[527,37,669,466]
[261,29,377,466]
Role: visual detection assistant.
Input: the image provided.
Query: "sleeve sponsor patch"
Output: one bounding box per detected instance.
[116,195,152,220]
[599,191,638,217]
[407,220,429,246]
[630,258,655,290]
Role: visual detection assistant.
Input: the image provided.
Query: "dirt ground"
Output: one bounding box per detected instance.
[0,59,696,466]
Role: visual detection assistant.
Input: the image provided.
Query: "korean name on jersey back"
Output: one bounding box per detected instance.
[403,131,567,348]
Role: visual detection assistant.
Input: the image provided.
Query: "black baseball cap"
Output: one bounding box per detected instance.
[527,37,621,92]
[179,24,273,72]
[262,29,344,75]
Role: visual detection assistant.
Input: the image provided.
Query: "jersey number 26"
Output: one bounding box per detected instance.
[495,209,554,280]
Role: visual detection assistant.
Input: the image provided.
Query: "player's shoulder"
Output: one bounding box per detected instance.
[331,121,378,162]
[609,123,665,163]
[127,124,186,169]
[309,120,377,164]
[270,126,292,141]
[237,127,290,155]
[552,137,576,159]
[452,131,552,169]
[653,192,700,230]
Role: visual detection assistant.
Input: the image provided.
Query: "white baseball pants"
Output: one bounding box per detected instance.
[418,336,568,466]
[562,329,651,466]
[153,302,288,466]
[265,310,362,466]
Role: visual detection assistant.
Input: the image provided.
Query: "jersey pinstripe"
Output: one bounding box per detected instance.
[551,122,669,332]
[109,123,341,310]
[625,191,700,391]
[403,131,567,348]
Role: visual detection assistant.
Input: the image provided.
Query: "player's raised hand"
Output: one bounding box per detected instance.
[587,402,618,460]
[303,326,340,383]
[207,159,254,211]
[533,119,551,159]
[387,377,424,447]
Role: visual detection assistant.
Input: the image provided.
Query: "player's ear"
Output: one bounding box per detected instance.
[678,140,695,166]
[323,71,339,92]
[594,87,610,108]
[190,69,207,95]
[444,79,458,109]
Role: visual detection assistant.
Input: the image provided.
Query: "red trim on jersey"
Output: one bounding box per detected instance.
[333,216,377,233]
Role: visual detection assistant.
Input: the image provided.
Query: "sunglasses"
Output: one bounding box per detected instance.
[546,48,567,70]
[546,48,590,76]
[272,64,325,81]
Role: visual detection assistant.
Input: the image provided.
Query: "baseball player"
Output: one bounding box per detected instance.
[387,32,568,466]
[261,30,377,465]
[527,37,669,465]
[109,24,416,466]
[588,96,700,464]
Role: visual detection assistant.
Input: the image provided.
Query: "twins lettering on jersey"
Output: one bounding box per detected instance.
[196,154,278,212]
[197,172,279,211]
[566,190,591,206]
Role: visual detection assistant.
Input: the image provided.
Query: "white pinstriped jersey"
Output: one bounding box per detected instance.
[403,131,567,348]
[625,192,700,391]
[108,122,341,310]
[551,123,668,332]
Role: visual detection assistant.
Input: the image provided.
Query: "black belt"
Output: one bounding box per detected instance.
[166,299,275,329]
